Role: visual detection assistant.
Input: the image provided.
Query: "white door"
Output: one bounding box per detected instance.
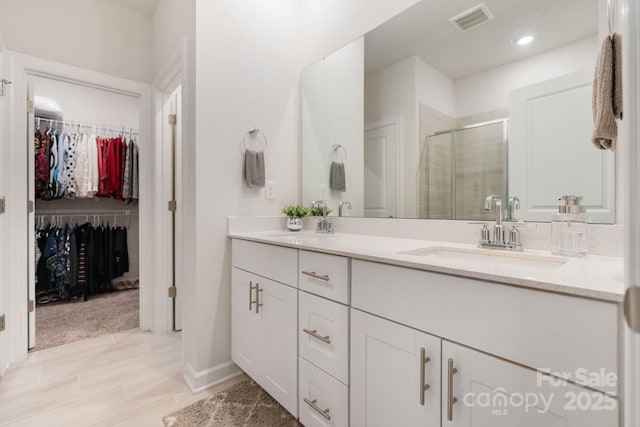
[162,84,182,331]
[260,277,298,417]
[0,51,7,376]
[351,309,441,427]
[231,268,261,380]
[442,340,617,426]
[509,70,615,223]
[27,76,35,349]
[364,123,397,218]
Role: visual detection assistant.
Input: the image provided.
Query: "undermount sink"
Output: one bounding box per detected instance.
[399,246,568,272]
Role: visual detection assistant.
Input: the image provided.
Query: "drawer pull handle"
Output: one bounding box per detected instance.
[302,271,330,281]
[419,347,431,406]
[303,397,331,420]
[447,358,458,421]
[303,328,331,344]
[256,283,263,314]
[249,281,257,311]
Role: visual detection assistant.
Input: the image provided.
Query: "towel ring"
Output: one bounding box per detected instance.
[331,144,347,162]
[242,127,267,152]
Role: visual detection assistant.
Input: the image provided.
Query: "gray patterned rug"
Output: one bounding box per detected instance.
[163,379,300,427]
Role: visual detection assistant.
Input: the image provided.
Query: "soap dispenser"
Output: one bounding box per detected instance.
[551,195,588,257]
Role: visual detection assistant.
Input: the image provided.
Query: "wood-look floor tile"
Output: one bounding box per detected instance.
[0,330,242,426]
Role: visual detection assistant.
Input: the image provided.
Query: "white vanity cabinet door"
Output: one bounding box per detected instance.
[299,291,349,385]
[442,340,618,427]
[231,267,262,380]
[231,267,298,417]
[351,309,441,427]
[299,250,349,304]
[299,357,349,427]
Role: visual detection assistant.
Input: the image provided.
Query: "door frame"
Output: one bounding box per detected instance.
[364,115,404,218]
[2,51,157,368]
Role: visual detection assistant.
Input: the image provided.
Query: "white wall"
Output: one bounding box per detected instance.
[184,0,423,391]
[190,0,300,389]
[456,36,599,117]
[2,0,153,83]
[0,0,5,50]
[302,37,364,215]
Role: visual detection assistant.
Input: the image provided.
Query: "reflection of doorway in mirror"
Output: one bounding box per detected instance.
[364,121,398,218]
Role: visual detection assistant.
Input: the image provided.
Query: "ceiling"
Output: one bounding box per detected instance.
[111,0,160,16]
[365,0,599,80]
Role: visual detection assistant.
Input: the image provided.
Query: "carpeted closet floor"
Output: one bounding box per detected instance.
[34,288,139,351]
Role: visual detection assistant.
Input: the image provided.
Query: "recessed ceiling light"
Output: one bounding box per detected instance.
[517,35,535,46]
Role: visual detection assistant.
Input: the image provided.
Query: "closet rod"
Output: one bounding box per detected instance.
[34,116,139,136]
[35,209,138,216]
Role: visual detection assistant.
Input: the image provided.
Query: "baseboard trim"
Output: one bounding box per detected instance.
[183,360,242,393]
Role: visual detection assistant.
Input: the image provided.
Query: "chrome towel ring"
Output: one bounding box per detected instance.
[331,143,347,162]
[242,127,267,152]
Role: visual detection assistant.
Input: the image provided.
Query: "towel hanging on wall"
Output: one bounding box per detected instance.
[244,150,265,188]
[592,31,623,151]
[330,162,346,192]
[242,127,267,188]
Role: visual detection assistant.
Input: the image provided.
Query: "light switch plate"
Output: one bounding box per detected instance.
[319,184,328,200]
[265,181,275,200]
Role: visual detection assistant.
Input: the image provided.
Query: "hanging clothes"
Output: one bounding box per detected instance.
[34,122,139,203]
[35,221,130,304]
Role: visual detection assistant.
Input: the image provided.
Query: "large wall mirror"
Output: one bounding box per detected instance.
[301,0,616,223]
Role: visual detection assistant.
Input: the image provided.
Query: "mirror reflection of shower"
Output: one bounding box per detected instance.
[419,119,508,220]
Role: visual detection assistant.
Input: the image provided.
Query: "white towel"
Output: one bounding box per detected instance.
[244,149,265,188]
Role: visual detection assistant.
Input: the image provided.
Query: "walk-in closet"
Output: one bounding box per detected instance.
[30,76,141,351]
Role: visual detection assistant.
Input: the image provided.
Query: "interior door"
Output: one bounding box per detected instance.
[27,76,35,349]
[0,50,7,376]
[364,122,397,218]
[163,84,182,331]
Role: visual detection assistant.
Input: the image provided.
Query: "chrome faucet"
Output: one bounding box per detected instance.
[310,200,334,234]
[507,196,520,222]
[475,194,531,251]
[338,200,352,217]
[484,194,504,244]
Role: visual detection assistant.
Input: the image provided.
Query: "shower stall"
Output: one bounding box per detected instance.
[419,118,508,220]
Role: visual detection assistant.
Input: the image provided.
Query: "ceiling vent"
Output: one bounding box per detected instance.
[449,3,494,32]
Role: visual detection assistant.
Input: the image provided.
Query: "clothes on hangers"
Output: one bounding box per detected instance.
[34,124,139,204]
[35,221,130,303]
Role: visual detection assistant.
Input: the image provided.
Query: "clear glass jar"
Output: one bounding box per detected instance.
[551,212,588,257]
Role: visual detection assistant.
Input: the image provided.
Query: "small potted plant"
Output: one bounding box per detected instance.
[310,206,332,217]
[282,204,311,231]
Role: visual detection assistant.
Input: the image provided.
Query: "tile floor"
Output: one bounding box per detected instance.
[0,329,245,426]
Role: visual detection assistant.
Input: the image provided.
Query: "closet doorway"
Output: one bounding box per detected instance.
[27,75,143,351]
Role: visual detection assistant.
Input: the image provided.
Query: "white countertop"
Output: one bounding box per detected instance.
[229,230,624,303]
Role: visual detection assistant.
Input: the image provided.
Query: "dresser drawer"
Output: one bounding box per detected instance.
[299,250,349,304]
[299,357,349,427]
[232,239,298,286]
[299,291,349,385]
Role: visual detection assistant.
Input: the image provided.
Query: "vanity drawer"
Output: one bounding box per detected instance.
[232,239,298,286]
[351,259,618,395]
[299,250,349,304]
[299,291,349,385]
[299,357,349,427]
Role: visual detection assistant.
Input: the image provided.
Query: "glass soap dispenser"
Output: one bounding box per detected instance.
[551,195,588,257]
